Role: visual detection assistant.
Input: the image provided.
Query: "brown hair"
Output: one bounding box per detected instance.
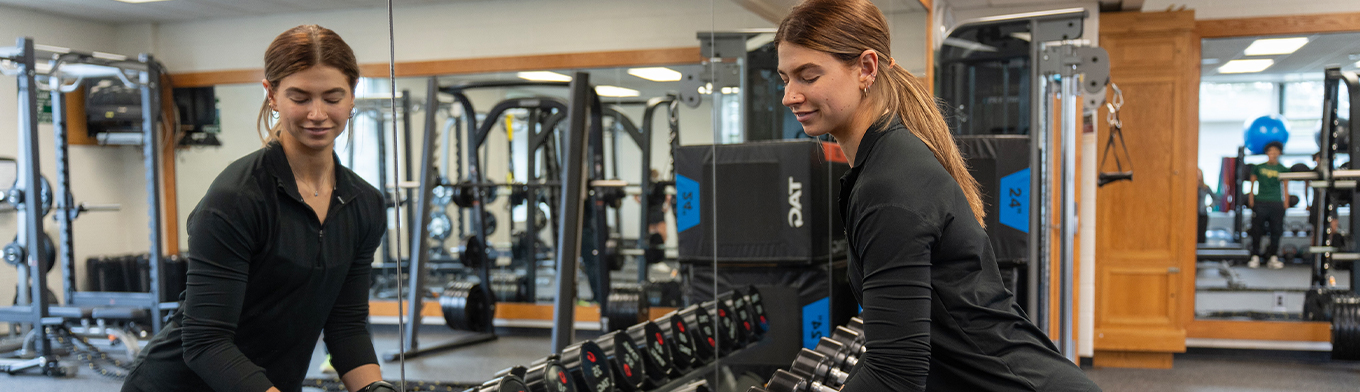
[256,24,360,144]
[776,0,986,227]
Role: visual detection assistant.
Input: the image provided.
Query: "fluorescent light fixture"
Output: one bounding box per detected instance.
[115,0,173,3]
[720,87,741,94]
[627,67,682,82]
[1218,59,1274,74]
[516,71,571,82]
[595,85,639,97]
[1243,37,1309,56]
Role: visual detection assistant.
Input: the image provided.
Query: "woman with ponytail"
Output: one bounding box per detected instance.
[777,1,1100,391]
[122,25,394,392]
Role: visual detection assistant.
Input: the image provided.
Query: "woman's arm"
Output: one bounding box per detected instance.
[180,207,276,392]
[841,205,937,392]
[328,201,388,392]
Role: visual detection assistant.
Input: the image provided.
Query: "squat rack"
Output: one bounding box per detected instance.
[0,37,169,374]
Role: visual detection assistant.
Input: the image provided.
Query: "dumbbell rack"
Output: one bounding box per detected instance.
[1274,66,1360,360]
[455,287,769,392]
[752,317,865,392]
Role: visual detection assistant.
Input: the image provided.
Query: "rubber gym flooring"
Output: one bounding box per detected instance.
[0,324,1356,391]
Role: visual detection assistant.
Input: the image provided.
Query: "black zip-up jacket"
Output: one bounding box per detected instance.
[121,142,386,392]
[839,118,1100,392]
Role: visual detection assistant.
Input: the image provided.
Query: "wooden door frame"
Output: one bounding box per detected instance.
[1186,12,1360,342]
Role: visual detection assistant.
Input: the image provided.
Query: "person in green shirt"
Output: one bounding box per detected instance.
[1249,141,1289,269]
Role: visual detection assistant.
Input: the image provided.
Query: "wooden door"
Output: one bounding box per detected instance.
[1093,10,1198,368]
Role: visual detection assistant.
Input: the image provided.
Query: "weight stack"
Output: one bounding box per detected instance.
[956,136,1029,300]
[674,140,849,263]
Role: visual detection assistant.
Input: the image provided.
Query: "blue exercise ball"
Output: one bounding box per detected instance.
[1244,115,1290,155]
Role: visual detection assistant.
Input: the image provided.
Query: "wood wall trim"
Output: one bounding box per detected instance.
[170,47,703,88]
[1197,12,1360,39]
[1099,11,1195,35]
[170,69,265,88]
[1186,319,1331,342]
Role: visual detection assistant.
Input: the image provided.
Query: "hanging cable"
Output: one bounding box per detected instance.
[385,0,407,390]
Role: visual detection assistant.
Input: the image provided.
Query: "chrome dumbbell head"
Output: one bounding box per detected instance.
[813,337,859,371]
[789,348,849,387]
[831,326,866,356]
[766,369,839,392]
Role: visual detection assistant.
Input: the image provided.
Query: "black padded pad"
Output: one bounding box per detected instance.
[48,306,93,319]
[92,307,147,320]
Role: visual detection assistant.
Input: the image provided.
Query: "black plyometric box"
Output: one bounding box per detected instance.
[957,135,1029,297]
[674,140,850,263]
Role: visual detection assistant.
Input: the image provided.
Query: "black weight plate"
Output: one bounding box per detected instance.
[8,176,52,217]
[593,331,645,392]
[1334,295,1360,361]
[604,291,647,333]
[561,340,615,392]
[626,321,671,388]
[440,281,493,332]
[8,232,57,274]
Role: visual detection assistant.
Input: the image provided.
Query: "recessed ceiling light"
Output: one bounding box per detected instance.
[595,85,639,97]
[1218,59,1274,74]
[115,0,173,3]
[627,67,682,82]
[516,71,571,82]
[1243,37,1309,56]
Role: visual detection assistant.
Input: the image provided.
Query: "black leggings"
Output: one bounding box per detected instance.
[1250,202,1286,257]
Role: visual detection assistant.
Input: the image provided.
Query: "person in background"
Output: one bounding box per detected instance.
[1198,169,1218,244]
[1249,141,1288,269]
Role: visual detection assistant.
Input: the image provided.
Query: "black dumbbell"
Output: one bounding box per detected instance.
[468,375,530,392]
[766,369,838,392]
[560,340,615,392]
[813,337,859,371]
[720,291,758,346]
[594,331,646,392]
[702,297,743,354]
[789,348,849,388]
[830,326,866,356]
[501,356,576,392]
[743,286,769,339]
[626,321,671,388]
[678,305,718,362]
[525,360,575,392]
[656,311,699,374]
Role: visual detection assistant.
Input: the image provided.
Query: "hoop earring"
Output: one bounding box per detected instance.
[350,107,358,118]
[270,110,279,120]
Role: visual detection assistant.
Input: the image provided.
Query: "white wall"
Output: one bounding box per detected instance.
[1142,0,1360,20]
[115,0,772,74]
[0,6,154,326]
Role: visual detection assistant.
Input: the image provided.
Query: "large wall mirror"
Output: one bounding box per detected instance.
[1195,31,1360,322]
